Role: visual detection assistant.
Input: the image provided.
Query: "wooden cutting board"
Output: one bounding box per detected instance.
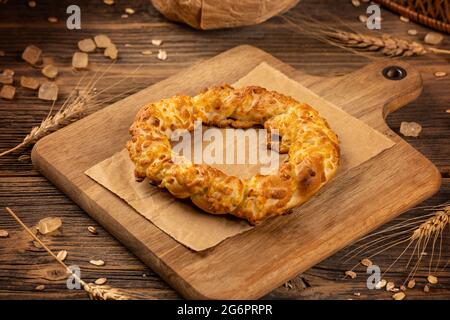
[31,45,441,299]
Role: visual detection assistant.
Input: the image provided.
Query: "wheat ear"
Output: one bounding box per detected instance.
[324,31,450,57]
[0,64,142,158]
[5,207,130,300]
[281,12,450,59]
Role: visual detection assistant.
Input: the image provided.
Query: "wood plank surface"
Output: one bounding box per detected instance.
[0,0,449,299]
[30,45,440,299]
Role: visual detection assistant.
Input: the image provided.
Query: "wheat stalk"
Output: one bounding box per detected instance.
[343,202,449,288]
[0,64,143,158]
[324,30,450,57]
[4,207,130,300]
[281,12,450,59]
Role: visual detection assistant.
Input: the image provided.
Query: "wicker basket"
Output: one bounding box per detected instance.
[374,0,450,34]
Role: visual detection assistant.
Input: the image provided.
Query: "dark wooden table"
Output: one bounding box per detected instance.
[0,0,448,300]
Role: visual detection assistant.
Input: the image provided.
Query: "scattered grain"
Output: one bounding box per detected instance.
[35,285,45,291]
[104,45,118,60]
[94,34,112,48]
[48,16,58,23]
[18,154,30,162]
[78,38,96,53]
[361,258,372,267]
[89,260,105,266]
[375,279,387,289]
[353,292,361,296]
[22,45,42,65]
[424,32,444,45]
[0,85,15,100]
[407,29,418,36]
[38,82,58,101]
[141,50,152,56]
[88,226,97,234]
[386,281,395,292]
[95,278,108,285]
[121,14,128,18]
[424,284,430,292]
[400,285,406,291]
[434,71,446,78]
[345,270,357,279]
[0,230,9,238]
[20,76,40,90]
[56,250,68,262]
[151,39,163,46]
[157,49,167,60]
[400,16,409,23]
[400,121,422,137]
[284,281,293,289]
[125,8,135,15]
[358,15,367,23]
[407,279,415,289]
[392,292,405,300]
[427,275,438,284]
[351,0,360,7]
[103,0,114,5]
[72,52,89,69]
[42,64,58,79]
[32,240,42,248]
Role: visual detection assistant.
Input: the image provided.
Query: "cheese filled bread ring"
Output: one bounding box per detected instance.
[127,85,340,224]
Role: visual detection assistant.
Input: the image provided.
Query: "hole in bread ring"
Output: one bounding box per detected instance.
[127,85,340,224]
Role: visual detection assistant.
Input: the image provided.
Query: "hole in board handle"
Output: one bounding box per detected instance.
[382,66,407,80]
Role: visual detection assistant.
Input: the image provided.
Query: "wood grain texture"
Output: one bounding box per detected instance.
[0,0,448,300]
[30,46,440,299]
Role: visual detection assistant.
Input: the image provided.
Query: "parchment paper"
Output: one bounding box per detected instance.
[85,62,395,251]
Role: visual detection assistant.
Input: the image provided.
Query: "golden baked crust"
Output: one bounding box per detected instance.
[127,85,340,224]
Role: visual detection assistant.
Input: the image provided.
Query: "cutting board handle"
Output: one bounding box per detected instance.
[290,60,423,132]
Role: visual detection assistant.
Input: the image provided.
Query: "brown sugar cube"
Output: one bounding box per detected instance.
[20,76,40,90]
[104,45,118,60]
[38,82,58,101]
[94,34,112,48]
[78,38,96,53]
[0,68,14,84]
[72,52,89,69]
[42,64,58,79]
[0,85,16,100]
[22,45,42,65]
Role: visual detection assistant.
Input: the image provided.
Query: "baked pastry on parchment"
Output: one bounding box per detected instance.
[127,85,340,224]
